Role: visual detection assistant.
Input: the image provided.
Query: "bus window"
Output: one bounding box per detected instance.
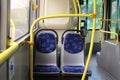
[29,0,38,29]
[117,0,120,33]
[110,1,117,39]
[10,0,29,41]
[87,0,102,29]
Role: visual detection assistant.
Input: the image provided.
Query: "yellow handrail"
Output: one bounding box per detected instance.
[73,0,82,32]
[30,13,96,80]
[0,41,19,65]
[73,0,77,14]
[76,0,82,31]
[99,29,119,45]
[81,0,96,79]
[10,19,15,41]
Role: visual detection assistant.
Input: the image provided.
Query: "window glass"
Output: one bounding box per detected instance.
[10,0,29,40]
[81,0,87,20]
[110,1,117,38]
[117,0,120,33]
[87,0,102,29]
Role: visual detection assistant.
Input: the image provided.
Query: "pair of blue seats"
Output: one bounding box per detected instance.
[34,29,91,74]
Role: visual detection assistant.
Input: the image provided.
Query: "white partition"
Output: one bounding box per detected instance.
[39,0,70,29]
[97,41,120,80]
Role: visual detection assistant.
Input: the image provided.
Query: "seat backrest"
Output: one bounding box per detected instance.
[35,31,57,65]
[61,33,84,67]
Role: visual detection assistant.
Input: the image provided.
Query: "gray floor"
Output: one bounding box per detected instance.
[88,55,117,80]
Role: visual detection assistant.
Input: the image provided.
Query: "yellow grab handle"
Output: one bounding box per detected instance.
[99,29,119,45]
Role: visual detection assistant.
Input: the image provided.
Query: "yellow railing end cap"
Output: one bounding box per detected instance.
[22,41,34,45]
[89,14,96,18]
[32,4,38,10]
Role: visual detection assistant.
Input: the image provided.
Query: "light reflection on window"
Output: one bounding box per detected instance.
[10,0,29,40]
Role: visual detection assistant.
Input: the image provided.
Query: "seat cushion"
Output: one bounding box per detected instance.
[35,32,56,53]
[64,33,83,54]
[62,65,91,73]
[34,65,59,72]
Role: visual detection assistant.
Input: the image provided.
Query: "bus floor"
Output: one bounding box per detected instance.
[88,54,117,80]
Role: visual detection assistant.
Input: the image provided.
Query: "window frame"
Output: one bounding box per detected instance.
[0,0,10,51]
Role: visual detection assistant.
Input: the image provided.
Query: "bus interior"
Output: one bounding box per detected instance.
[0,0,120,80]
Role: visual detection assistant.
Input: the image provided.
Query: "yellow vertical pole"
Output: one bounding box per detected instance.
[81,0,96,79]
[30,25,34,80]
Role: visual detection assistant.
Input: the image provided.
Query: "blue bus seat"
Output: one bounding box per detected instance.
[34,30,59,73]
[61,32,91,74]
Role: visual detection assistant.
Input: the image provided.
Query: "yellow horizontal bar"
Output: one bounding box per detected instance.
[31,14,95,31]
[0,41,19,65]
[100,29,119,45]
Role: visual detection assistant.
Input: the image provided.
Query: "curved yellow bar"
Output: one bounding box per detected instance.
[0,41,19,65]
[10,19,15,41]
[73,0,82,32]
[76,0,82,31]
[100,29,119,45]
[81,0,96,79]
[73,0,77,14]
[30,13,96,80]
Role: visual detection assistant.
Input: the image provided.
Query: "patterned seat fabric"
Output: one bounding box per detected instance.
[34,65,59,72]
[62,65,91,73]
[64,33,83,54]
[35,32,56,53]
